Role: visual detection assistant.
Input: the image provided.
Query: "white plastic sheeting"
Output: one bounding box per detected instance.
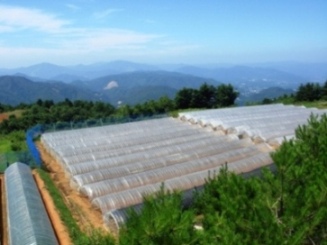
[67,133,237,177]
[71,136,250,184]
[91,151,273,214]
[40,104,327,228]
[104,163,276,229]
[179,104,327,145]
[5,162,58,245]
[80,143,269,199]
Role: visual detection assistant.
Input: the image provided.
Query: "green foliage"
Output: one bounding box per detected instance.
[191,114,327,244]
[0,82,238,135]
[195,167,283,245]
[0,102,13,112]
[0,131,27,153]
[295,82,323,102]
[216,84,239,107]
[119,187,200,245]
[175,83,238,109]
[271,114,327,243]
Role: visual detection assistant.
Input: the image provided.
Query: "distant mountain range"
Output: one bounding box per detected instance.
[0,60,326,106]
[0,71,218,106]
[73,71,219,105]
[0,76,104,105]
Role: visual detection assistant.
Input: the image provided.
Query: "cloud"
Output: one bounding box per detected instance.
[104,81,119,90]
[0,25,14,33]
[0,4,161,51]
[0,5,200,67]
[0,5,69,33]
[93,8,123,19]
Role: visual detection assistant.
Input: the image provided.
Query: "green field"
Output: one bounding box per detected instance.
[0,131,27,154]
[0,136,11,153]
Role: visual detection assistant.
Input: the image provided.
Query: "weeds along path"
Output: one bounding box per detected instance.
[36,142,112,236]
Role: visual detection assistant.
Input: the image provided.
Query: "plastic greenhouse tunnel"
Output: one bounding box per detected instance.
[5,162,58,245]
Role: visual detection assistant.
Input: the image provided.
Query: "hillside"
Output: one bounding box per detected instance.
[0,71,220,106]
[0,76,106,105]
[72,71,219,105]
[239,87,294,104]
[0,61,159,82]
[1,61,325,106]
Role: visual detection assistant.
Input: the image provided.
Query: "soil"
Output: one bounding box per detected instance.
[0,113,8,123]
[33,171,72,245]
[0,175,8,245]
[37,143,116,240]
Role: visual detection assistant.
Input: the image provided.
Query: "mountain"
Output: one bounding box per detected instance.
[73,71,219,105]
[176,65,305,89]
[0,61,160,82]
[239,87,294,104]
[0,71,219,106]
[1,60,322,86]
[0,76,107,105]
[0,60,325,106]
[105,86,177,105]
[76,71,219,91]
[0,63,71,80]
[252,61,327,82]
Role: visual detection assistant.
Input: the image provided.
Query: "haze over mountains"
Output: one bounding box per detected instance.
[0,60,326,106]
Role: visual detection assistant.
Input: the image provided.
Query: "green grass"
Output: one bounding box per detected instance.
[36,168,116,245]
[0,137,11,153]
[295,100,327,109]
[0,131,27,154]
[275,97,327,109]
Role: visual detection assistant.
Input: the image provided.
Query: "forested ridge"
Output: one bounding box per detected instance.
[262,80,327,105]
[0,83,238,151]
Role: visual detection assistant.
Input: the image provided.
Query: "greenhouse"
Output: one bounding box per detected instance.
[179,104,327,143]
[40,104,327,229]
[5,162,58,245]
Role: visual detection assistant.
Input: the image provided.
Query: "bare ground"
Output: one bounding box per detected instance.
[37,143,116,239]
[0,175,8,245]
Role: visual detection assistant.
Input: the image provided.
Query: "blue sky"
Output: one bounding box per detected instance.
[0,0,326,68]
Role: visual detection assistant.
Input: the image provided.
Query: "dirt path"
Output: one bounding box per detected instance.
[0,175,8,245]
[37,143,113,237]
[33,171,72,245]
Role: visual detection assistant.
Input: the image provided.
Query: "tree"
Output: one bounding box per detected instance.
[270,114,327,243]
[198,83,216,108]
[156,96,175,114]
[262,98,273,104]
[0,103,4,113]
[119,187,199,245]
[174,88,195,109]
[321,80,327,100]
[216,84,239,107]
[194,167,282,245]
[295,82,322,101]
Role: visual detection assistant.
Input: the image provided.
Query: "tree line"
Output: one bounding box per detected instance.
[295,81,327,101]
[0,83,238,134]
[261,80,327,104]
